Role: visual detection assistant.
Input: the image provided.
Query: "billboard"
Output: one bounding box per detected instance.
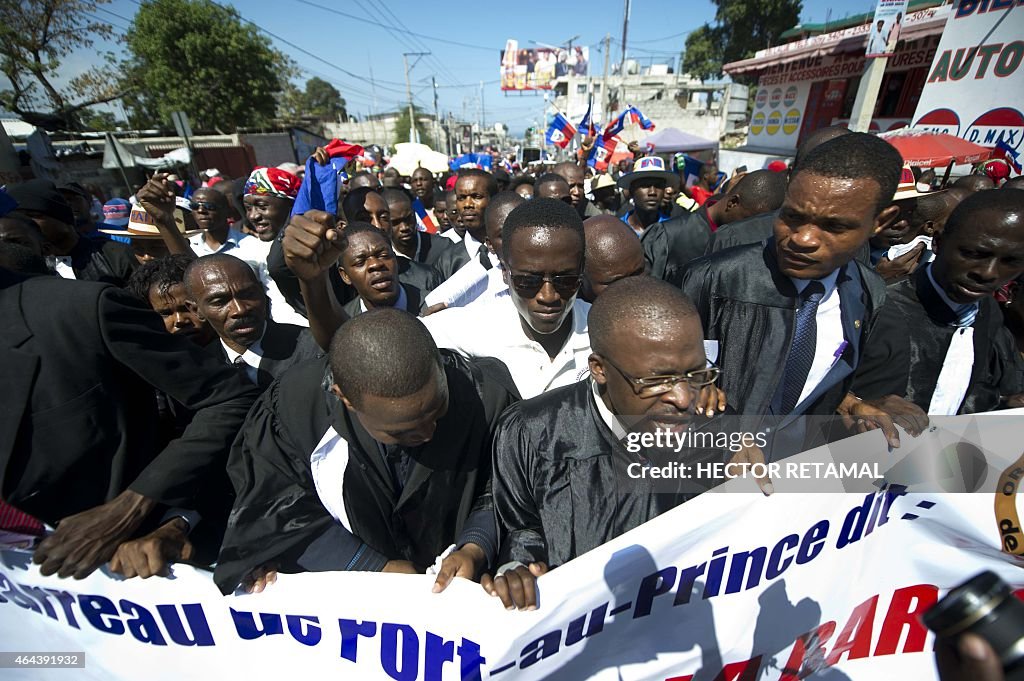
[500,38,589,91]
[911,1,1024,158]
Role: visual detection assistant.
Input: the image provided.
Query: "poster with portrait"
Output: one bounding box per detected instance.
[499,39,589,91]
[865,0,909,58]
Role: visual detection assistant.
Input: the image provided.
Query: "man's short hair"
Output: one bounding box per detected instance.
[790,132,902,215]
[342,187,380,223]
[485,191,527,226]
[330,308,443,408]
[794,125,853,166]
[952,174,996,192]
[589,276,698,356]
[733,169,788,214]
[128,253,195,302]
[456,168,499,196]
[510,174,535,189]
[1003,176,1024,191]
[381,187,413,207]
[338,221,388,257]
[184,253,259,298]
[944,188,1024,241]
[501,197,585,262]
[348,171,380,188]
[535,173,569,190]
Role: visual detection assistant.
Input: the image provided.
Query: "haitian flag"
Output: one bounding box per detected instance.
[631,105,655,131]
[412,197,438,234]
[587,134,617,171]
[997,139,1022,174]
[450,153,493,171]
[291,139,364,217]
[578,99,598,138]
[602,106,656,141]
[545,113,576,148]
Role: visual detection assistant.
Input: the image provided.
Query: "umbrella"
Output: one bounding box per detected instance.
[640,127,718,153]
[878,129,993,167]
[386,142,449,175]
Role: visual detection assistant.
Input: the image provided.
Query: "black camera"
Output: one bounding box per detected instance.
[923,571,1024,680]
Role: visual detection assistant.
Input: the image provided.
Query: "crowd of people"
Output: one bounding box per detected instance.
[2,127,1024,630]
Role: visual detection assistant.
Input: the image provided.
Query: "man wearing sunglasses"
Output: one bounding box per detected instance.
[420,198,591,399]
[485,277,749,611]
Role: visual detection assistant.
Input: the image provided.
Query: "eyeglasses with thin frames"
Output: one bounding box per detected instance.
[601,355,720,398]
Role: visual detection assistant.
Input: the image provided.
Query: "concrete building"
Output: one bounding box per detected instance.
[549,67,749,145]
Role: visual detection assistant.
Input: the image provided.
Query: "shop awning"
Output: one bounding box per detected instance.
[724,4,950,77]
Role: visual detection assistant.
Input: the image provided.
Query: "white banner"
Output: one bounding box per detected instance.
[912,0,1024,155]
[4,419,1024,680]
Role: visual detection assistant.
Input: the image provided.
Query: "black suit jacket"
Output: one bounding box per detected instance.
[417,232,469,281]
[66,235,138,287]
[208,319,322,389]
[0,270,259,524]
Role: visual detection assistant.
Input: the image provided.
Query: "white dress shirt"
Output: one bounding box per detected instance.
[222,337,264,385]
[591,379,629,441]
[50,256,76,280]
[463,231,485,260]
[790,270,845,407]
[420,295,593,399]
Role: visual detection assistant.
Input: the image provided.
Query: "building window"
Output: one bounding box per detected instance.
[576,84,588,94]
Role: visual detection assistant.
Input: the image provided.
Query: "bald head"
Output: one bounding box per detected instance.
[589,276,700,356]
[953,174,996,193]
[581,215,646,302]
[484,191,526,259]
[794,125,853,166]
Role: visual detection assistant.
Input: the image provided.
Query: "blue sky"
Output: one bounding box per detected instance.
[26,0,879,134]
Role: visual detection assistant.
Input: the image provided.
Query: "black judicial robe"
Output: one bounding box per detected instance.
[214,351,519,594]
[680,240,887,454]
[642,206,716,286]
[417,232,470,281]
[0,271,258,525]
[494,380,731,568]
[703,211,778,255]
[851,267,1024,414]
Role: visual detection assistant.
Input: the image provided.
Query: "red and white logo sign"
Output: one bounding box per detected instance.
[755,89,768,109]
[769,88,783,109]
[914,108,961,136]
[965,107,1024,153]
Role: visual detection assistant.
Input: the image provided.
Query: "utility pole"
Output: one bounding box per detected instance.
[432,76,441,150]
[849,56,887,133]
[602,33,611,120]
[620,0,631,74]
[479,80,485,149]
[402,52,429,144]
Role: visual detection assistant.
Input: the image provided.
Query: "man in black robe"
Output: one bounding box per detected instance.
[185,254,322,384]
[381,188,467,280]
[847,189,1024,418]
[1,268,258,579]
[214,308,518,594]
[644,169,788,285]
[486,277,759,610]
[680,133,901,456]
[337,223,425,317]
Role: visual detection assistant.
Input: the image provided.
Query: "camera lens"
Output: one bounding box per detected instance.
[923,571,1024,679]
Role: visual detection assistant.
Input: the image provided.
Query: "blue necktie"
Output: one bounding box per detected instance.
[780,281,826,414]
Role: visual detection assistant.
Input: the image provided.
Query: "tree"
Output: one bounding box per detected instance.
[125,0,290,132]
[303,77,346,121]
[79,108,119,131]
[681,25,726,82]
[394,106,429,146]
[681,0,802,83]
[0,0,130,131]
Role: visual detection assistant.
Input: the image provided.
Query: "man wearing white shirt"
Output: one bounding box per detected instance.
[681,133,901,456]
[422,198,591,399]
[849,190,1024,417]
[454,169,498,261]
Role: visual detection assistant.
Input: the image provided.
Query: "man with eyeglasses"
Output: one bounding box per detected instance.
[484,277,743,611]
[419,198,591,399]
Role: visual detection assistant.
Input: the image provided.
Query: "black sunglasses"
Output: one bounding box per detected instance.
[509,273,582,297]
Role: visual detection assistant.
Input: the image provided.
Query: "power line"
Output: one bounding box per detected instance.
[628,29,694,45]
[294,0,493,52]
